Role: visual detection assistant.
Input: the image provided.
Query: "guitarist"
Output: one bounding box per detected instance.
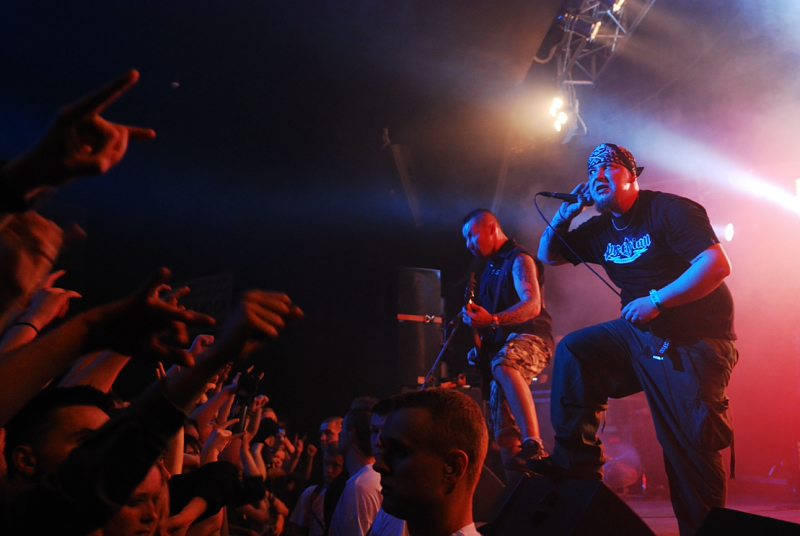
[461,209,554,474]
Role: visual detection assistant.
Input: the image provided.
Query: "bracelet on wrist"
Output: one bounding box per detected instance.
[14,321,39,334]
[648,289,666,312]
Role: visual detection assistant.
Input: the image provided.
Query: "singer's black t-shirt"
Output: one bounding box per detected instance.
[560,190,735,341]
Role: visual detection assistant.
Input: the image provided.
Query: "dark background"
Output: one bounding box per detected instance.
[2,0,799,482]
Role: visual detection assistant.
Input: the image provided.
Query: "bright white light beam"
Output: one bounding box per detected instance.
[626,123,800,216]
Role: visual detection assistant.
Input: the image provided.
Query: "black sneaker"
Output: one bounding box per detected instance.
[524,455,562,476]
[525,456,604,481]
[504,438,547,472]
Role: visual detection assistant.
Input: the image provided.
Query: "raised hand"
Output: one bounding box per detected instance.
[201,418,242,464]
[206,362,232,397]
[305,443,318,459]
[19,270,82,331]
[3,70,156,191]
[188,334,215,359]
[85,267,216,365]
[250,394,269,412]
[213,290,303,359]
[554,182,592,222]
[243,395,269,446]
[293,435,305,456]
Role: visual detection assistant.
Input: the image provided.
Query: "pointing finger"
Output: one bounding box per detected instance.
[67,69,141,118]
[125,125,156,141]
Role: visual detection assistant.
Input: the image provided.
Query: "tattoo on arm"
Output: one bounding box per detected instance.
[539,217,572,264]
[497,255,542,325]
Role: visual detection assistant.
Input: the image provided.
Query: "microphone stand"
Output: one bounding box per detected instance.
[420,313,464,390]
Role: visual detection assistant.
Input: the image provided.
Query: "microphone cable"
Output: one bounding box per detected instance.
[533,193,621,299]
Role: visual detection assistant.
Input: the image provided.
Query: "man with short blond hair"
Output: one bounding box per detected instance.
[374,388,488,536]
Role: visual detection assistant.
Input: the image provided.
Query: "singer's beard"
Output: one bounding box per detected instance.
[594,194,621,214]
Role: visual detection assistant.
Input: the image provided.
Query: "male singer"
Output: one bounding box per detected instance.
[538,143,737,536]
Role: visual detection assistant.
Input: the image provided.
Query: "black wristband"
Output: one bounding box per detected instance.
[14,322,39,334]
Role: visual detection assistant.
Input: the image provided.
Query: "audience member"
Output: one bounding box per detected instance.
[286,442,344,536]
[366,398,407,536]
[0,69,154,332]
[374,389,488,536]
[319,416,342,451]
[99,462,168,536]
[4,385,115,484]
[329,397,381,536]
[0,277,302,535]
[0,68,509,536]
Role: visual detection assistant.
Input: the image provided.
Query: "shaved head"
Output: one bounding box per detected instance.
[462,208,498,229]
[462,208,507,259]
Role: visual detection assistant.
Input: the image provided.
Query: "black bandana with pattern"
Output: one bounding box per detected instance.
[587,143,640,178]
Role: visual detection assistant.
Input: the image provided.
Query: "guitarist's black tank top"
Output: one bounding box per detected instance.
[476,239,554,357]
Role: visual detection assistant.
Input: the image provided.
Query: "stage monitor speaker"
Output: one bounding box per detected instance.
[696,507,800,535]
[473,465,505,524]
[484,473,654,536]
[396,267,443,388]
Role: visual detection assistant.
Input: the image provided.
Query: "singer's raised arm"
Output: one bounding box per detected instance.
[537,183,589,265]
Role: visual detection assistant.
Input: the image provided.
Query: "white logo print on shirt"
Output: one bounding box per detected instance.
[604,234,651,264]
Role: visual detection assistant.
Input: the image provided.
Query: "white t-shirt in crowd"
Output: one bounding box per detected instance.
[330,464,382,536]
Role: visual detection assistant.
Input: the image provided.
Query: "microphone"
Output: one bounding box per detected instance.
[537,191,595,206]
[538,191,579,202]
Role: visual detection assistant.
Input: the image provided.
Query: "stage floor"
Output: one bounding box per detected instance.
[625,481,800,535]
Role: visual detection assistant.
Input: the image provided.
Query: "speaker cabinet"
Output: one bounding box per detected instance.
[483,473,654,536]
[697,507,800,536]
[474,465,505,524]
[396,267,443,388]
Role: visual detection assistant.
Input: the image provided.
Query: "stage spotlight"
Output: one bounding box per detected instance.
[724,223,734,242]
[558,13,602,42]
[553,111,569,131]
[589,20,601,41]
[599,0,626,12]
[549,97,564,118]
[552,109,579,143]
[550,97,563,117]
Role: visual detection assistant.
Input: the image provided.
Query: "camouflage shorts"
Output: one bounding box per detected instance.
[489,333,552,442]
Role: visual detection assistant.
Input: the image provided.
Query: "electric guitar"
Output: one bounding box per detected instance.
[464,273,492,398]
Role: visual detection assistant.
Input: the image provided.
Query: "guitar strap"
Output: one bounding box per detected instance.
[491,252,515,314]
